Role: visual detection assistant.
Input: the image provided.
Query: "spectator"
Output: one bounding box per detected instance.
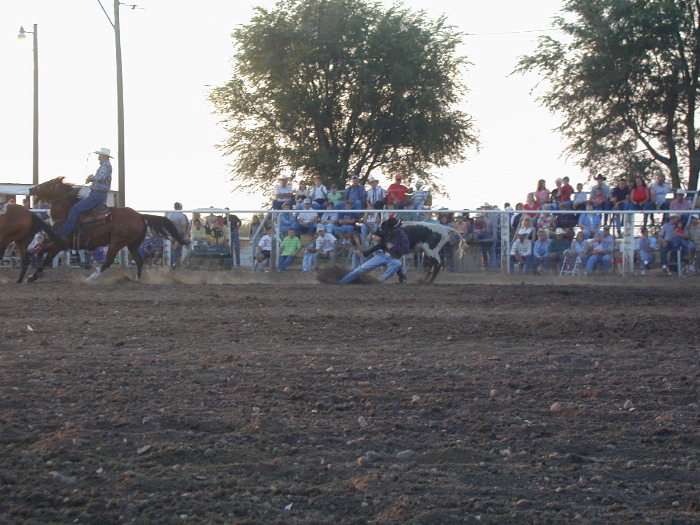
[510,203,523,233]
[294,180,312,209]
[309,175,328,209]
[649,173,672,223]
[272,176,295,210]
[383,201,398,220]
[278,201,300,235]
[532,229,551,273]
[660,218,691,273]
[410,180,430,211]
[336,200,360,242]
[669,189,692,225]
[628,176,654,227]
[584,226,615,275]
[559,176,575,209]
[517,214,536,241]
[33,198,49,221]
[610,179,631,236]
[277,228,303,271]
[634,226,657,275]
[572,182,588,210]
[421,211,438,224]
[255,226,273,271]
[591,175,613,227]
[139,231,163,265]
[547,227,570,271]
[523,192,539,219]
[339,175,367,210]
[534,179,550,208]
[295,199,318,235]
[473,212,497,269]
[537,204,557,233]
[658,213,679,272]
[226,212,242,267]
[327,183,345,206]
[313,225,339,269]
[360,202,381,243]
[577,202,602,239]
[249,215,262,239]
[301,237,316,272]
[549,178,563,209]
[510,228,533,273]
[190,219,208,246]
[367,177,388,209]
[566,231,588,267]
[319,200,339,234]
[209,217,229,246]
[387,175,410,206]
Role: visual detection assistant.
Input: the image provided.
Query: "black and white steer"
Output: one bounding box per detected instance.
[362,221,466,283]
[402,221,466,283]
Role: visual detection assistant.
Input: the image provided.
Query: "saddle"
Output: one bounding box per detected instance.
[77,204,113,230]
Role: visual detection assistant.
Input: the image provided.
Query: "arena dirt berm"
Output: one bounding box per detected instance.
[0,268,698,524]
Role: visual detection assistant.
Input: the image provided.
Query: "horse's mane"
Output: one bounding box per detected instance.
[44,177,82,202]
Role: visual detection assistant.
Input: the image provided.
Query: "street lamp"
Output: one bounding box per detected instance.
[18,24,39,187]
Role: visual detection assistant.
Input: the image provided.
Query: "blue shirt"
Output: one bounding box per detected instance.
[344,184,367,202]
[91,160,112,193]
[533,239,551,258]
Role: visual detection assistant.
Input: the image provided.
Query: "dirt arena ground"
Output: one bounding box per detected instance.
[1,267,699,524]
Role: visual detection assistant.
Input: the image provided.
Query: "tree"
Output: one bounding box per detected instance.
[210,0,477,195]
[516,0,700,191]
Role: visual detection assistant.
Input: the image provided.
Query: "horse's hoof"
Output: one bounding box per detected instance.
[27,276,36,283]
[85,269,101,281]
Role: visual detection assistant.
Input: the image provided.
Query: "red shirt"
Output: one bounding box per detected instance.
[630,187,649,205]
[523,202,539,218]
[560,183,574,202]
[387,183,409,204]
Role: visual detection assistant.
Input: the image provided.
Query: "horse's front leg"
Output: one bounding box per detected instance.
[86,244,119,281]
[27,247,59,282]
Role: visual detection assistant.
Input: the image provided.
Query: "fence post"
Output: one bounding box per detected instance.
[500,210,510,273]
[622,213,635,275]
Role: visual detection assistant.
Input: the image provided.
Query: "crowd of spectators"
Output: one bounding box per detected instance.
[122,172,697,275]
[507,174,698,275]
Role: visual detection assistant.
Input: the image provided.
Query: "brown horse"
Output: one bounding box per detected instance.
[28,177,188,282]
[0,203,66,283]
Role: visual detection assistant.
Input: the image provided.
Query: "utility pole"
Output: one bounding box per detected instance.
[114,0,126,208]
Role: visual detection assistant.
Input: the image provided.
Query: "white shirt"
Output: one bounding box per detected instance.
[296,210,318,224]
[258,234,272,251]
[315,233,337,253]
[275,184,294,201]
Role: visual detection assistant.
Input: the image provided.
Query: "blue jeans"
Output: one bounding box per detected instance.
[339,252,402,283]
[230,230,241,265]
[59,191,108,236]
[277,255,296,271]
[585,253,612,274]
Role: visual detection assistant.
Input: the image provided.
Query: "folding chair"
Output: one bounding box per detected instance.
[559,251,581,276]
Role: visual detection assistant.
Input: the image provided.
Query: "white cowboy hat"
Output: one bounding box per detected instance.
[94,147,113,158]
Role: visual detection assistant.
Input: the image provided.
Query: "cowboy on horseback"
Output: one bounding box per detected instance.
[57,147,112,239]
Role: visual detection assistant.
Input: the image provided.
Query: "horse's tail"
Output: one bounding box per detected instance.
[142,214,190,245]
[32,214,66,250]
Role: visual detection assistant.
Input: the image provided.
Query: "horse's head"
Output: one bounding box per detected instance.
[29,177,74,201]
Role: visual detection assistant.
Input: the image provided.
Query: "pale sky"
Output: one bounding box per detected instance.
[1,0,584,212]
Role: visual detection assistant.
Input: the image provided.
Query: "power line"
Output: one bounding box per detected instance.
[465,28,561,36]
